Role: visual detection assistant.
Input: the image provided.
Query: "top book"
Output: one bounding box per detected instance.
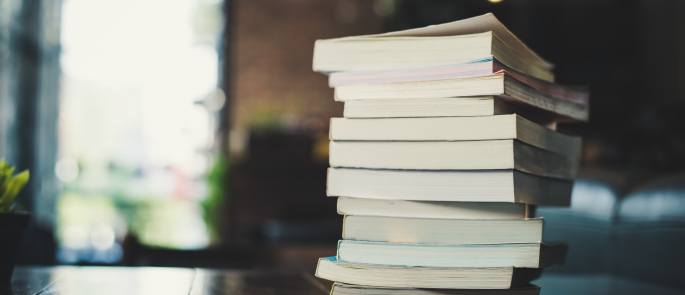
[313,13,554,82]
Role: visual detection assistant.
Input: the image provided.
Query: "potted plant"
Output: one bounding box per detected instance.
[0,161,30,287]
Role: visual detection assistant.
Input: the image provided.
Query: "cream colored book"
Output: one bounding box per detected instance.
[329,140,577,179]
[313,13,554,82]
[342,96,506,118]
[330,283,540,295]
[333,73,588,121]
[342,216,542,244]
[336,197,530,219]
[326,168,572,206]
[341,96,580,124]
[337,241,543,268]
[315,257,540,289]
[329,114,581,158]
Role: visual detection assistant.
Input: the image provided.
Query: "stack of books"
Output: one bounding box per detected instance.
[312,13,588,294]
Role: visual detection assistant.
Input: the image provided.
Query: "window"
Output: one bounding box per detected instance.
[56,0,224,263]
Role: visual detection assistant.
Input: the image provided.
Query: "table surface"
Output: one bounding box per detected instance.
[8,266,684,295]
[8,266,329,295]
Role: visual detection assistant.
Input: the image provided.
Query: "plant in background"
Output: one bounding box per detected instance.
[202,154,227,243]
[0,161,30,213]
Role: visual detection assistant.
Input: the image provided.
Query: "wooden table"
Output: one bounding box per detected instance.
[7,266,329,295]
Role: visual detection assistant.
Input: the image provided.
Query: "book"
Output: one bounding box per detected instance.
[329,140,577,179]
[329,57,588,106]
[342,97,565,123]
[337,197,531,219]
[342,215,542,244]
[337,240,544,268]
[333,72,588,121]
[329,57,498,87]
[313,13,554,82]
[342,96,498,118]
[315,257,541,289]
[329,114,582,157]
[327,168,572,206]
[330,283,540,295]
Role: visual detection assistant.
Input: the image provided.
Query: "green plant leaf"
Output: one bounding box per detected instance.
[0,166,30,212]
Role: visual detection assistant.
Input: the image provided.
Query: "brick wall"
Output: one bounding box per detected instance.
[227,0,382,131]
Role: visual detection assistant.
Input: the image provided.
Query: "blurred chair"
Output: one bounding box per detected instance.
[536,173,685,294]
[226,129,338,246]
[537,178,620,273]
[614,173,685,289]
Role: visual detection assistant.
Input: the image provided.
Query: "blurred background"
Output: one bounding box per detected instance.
[1,0,684,292]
